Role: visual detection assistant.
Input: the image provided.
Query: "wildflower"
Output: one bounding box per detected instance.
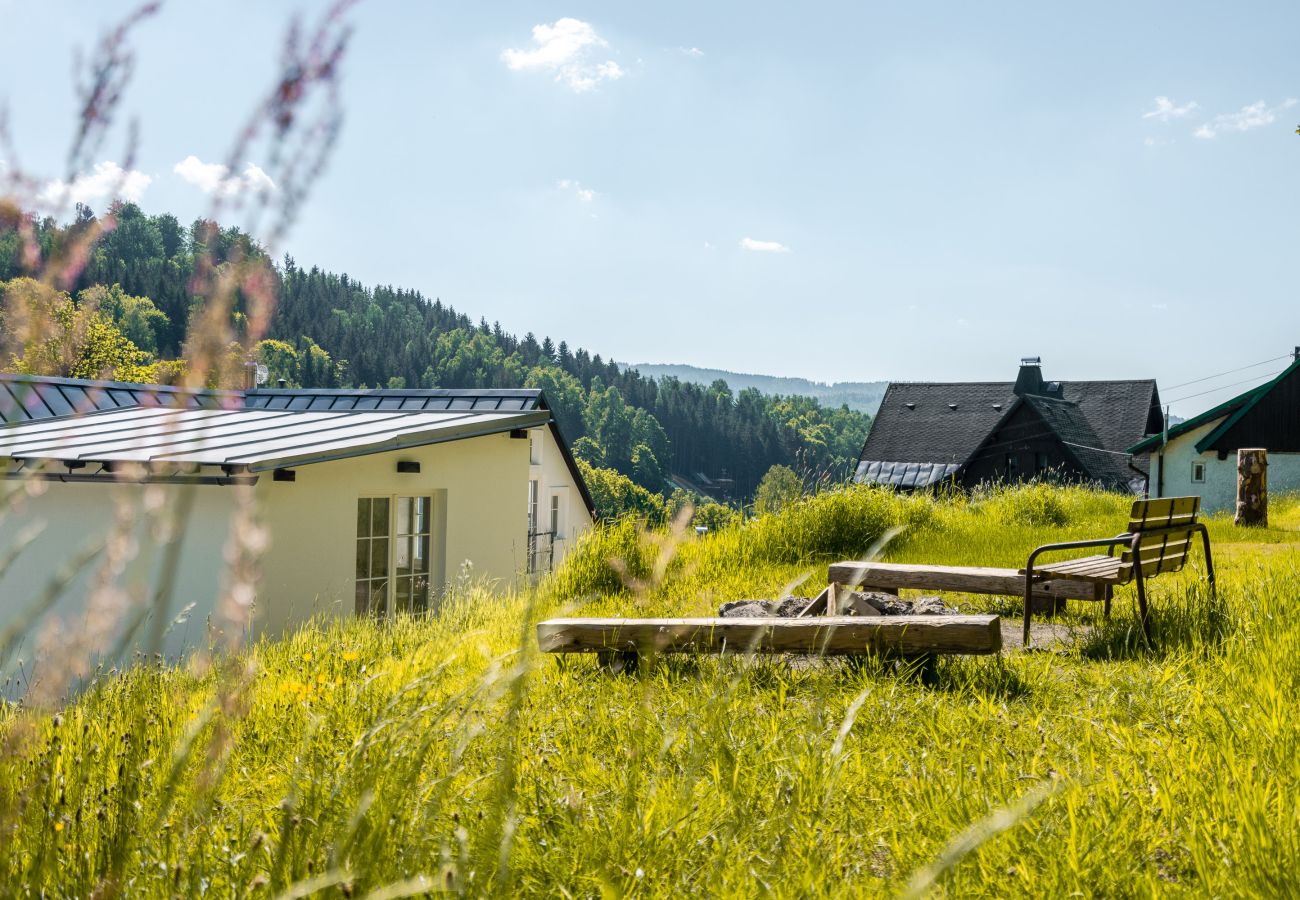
[341,650,360,662]
[316,674,327,685]
[302,652,314,662]
[53,821,64,833]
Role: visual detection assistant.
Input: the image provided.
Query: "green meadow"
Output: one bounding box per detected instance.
[2,484,1298,897]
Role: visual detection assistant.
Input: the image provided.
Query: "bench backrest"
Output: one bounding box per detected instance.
[1118,496,1201,582]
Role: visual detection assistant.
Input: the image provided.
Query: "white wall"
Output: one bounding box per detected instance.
[1152,419,1300,513]
[0,428,593,689]
[526,425,593,570]
[0,479,239,692]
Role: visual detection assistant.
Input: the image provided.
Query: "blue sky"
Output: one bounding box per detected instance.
[1,1,1298,416]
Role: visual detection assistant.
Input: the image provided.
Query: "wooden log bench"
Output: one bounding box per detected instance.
[828,561,1104,614]
[536,614,1002,670]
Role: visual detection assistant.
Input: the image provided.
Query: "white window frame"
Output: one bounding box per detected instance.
[529,430,542,466]
[356,494,433,617]
[1191,461,1207,484]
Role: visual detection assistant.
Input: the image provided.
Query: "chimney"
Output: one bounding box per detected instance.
[1014,357,1043,397]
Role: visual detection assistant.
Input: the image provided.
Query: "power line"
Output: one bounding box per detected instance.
[1162,354,1291,392]
[1164,368,1286,407]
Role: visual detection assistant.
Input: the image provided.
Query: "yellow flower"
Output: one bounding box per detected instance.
[341,650,360,662]
[53,821,64,833]
[302,652,314,662]
[316,674,327,685]
[334,676,344,687]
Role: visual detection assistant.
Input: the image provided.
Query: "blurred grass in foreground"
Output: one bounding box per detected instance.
[2,484,1299,897]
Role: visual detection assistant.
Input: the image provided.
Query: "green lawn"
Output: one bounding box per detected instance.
[2,485,1298,897]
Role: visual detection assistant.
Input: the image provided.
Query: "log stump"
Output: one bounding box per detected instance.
[1235,448,1268,527]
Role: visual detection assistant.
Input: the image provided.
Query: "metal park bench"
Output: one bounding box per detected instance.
[1020,496,1215,645]
[827,496,1215,647]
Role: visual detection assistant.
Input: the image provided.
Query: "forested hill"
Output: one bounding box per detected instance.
[624,363,887,414]
[0,202,871,499]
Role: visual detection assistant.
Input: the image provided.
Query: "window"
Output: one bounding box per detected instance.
[1191,461,1206,484]
[356,497,390,616]
[550,493,561,538]
[527,480,539,532]
[529,431,542,465]
[393,496,432,614]
[356,495,432,617]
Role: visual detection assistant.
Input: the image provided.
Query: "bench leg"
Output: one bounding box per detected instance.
[1103,585,1113,619]
[1135,570,1151,646]
[1023,570,1034,647]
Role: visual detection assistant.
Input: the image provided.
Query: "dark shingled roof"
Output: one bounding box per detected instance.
[857,365,1160,490]
[859,382,1016,465]
[1020,394,1134,490]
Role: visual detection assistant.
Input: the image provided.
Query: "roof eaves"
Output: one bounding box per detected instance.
[246,410,552,472]
[1193,357,1300,454]
[1126,377,1277,455]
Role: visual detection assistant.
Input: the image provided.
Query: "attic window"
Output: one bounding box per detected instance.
[905,402,915,410]
[948,403,958,410]
[992,403,1003,411]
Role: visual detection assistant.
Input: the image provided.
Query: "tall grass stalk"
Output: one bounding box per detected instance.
[2,484,1299,895]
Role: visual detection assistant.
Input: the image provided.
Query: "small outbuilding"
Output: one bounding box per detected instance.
[0,375,594,667]
[855,358,1163,492]
[1128,353,1300,513]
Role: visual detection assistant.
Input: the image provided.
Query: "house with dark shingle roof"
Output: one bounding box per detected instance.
[1128,351,1300,512]
[855,359,1163,492]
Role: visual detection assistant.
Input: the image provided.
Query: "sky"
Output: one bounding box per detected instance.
[1,1,1298,417]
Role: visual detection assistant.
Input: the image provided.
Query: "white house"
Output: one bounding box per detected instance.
[0,375,594,677]
[1128,355,1300,513]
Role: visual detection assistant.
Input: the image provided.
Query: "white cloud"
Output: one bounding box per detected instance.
[679,46,704,58]
[740,237,789,253]
[502,18,624,92]
[173,155,276,196]
[37,160,152,208]
[1143,96,1198,122]
[556,178,596,202]
[1194,98,1297,139]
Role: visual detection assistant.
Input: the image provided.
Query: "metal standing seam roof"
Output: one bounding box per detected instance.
[0,374,234,423]
[0,406,551,472]
[854,460,961,489]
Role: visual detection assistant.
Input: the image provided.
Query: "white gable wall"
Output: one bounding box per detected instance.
[1151,418,1300,513]
[526,425,593,571]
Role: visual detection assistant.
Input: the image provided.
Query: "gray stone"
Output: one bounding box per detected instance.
[855,591,915,616]
[718,596,813,618]
[773,596,813,617]
[718,600,774,618]
[911,596,958,615]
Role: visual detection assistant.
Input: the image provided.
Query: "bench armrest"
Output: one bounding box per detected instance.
[1026,534,1132,573]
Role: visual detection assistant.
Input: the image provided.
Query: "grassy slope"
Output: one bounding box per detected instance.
[2,485,1299,897]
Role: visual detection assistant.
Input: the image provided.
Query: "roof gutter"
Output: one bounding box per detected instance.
[2,470,257,486]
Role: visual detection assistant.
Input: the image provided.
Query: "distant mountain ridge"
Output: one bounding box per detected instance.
[624,363,887,414]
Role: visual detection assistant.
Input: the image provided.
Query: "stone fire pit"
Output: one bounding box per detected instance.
[719,591,958,619]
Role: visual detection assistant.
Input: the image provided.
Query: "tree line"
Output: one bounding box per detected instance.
[0,202,871,499]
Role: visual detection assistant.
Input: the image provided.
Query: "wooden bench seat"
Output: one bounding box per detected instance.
[828,560,1103,609]
[1023,554,1125,583]
[537,615,1002,662]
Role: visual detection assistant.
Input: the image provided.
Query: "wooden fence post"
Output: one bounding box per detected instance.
[1235,448,1268,527]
